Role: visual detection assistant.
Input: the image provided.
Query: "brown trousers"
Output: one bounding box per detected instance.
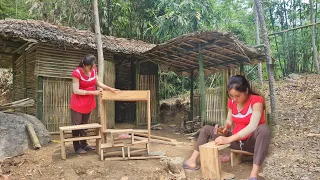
[71,109,91,151]
[194,124,271,165]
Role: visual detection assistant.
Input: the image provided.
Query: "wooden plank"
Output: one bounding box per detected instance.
[63,135,101,142]
[104,156,165,161]
[101,90,149,101]
[230,149,254,156]
[134,133,177,142]
[59,123,101,131]
[104,129,134,133]
[190,70,194,120]
[201,142,230,151]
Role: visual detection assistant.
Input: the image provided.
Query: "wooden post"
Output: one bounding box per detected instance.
[155,64,160,123]
[100,99,107,143]
[36,76,43,122]
[240,61,244,75]
[199,45,207,124]
[147,90,151,144]
[222,71,228,120]
[12,54,17,101]
[189,69,194,121]
[135,60,140,126]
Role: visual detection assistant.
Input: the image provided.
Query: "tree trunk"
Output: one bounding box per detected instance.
[254,0,277,123]
[253,3,263,85]
[310,0,320,73]
[93,0,105,121]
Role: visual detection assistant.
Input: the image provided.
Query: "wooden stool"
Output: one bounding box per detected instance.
[230,149,253,167]
[59,123,102,159]
[199,142,234,180]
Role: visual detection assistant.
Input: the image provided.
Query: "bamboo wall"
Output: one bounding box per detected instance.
[205,87,225,126]
[13,54,25,102]
[136,75,158,125]
[25,44,38,115]
[35,44,113,79]
[193,95,201,118]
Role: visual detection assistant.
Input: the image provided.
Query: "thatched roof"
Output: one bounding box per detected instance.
[0,19,155,55]
[143,31,266,73]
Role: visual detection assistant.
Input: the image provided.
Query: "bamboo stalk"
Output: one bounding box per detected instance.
[26,124,41,149]
[268,22,320,36]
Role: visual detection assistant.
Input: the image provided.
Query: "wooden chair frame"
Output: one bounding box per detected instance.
[99,90,151,160]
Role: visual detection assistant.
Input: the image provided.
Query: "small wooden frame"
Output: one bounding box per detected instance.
[230,149,254,167]
[199,142,234,180]
[100,90,151,160]
[59,123,101,160]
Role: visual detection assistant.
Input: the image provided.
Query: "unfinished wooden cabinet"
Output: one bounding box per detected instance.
[99,90,152,160]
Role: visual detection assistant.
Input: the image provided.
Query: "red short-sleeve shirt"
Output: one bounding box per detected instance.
[228,94,266,140]
[70,67,97,114]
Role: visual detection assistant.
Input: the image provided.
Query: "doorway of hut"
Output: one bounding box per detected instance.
[114,58,159,126]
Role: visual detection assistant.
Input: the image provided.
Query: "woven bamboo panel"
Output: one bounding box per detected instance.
[193,95,201,118]
[25,45,37,115]
[206,87,225,126]
[35,43,112,79]
[13,55,25,103]
[136,75,157,125]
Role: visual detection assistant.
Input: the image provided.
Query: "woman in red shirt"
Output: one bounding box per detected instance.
[184,75,270,180]
[70,54,118,154]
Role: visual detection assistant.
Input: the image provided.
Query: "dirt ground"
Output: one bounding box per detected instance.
[0,123,254,180]
[1,74,320,180]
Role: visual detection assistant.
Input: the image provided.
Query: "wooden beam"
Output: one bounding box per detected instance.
[207,44,249,60]
[12,42,32,54]
[203,49,237,61]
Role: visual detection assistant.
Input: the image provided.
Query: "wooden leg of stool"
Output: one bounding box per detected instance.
[231,152,242,167]
[146,143,150,154]
[100,149,104,161]
[127,147,131,158]
[96,128,101,155]
[122,147,125,158]
[60,130,66,160]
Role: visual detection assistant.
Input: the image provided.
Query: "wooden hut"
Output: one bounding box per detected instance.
[0,20,266,133]
[0,19,158,133]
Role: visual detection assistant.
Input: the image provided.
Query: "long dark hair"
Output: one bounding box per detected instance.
[227,75,259,96]
[78,55,95,68]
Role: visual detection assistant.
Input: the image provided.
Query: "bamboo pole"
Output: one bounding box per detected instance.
[199,44,207,125]
[190,70,194,121]
[268,22,320,36]
[26,124,41,149]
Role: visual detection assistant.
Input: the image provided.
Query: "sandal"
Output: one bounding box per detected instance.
[83,146,95,151]
[248,178,258,180]
[76,148,87,154]
[183,161,200,170]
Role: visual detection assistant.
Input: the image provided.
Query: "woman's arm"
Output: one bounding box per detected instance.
[96,76,117,93]
[73,77,100,95]
[215,103,263,145]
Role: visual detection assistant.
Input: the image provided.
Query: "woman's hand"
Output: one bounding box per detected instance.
[92,90,102,96]
[109,87,120,94]
[214,136,231,145]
